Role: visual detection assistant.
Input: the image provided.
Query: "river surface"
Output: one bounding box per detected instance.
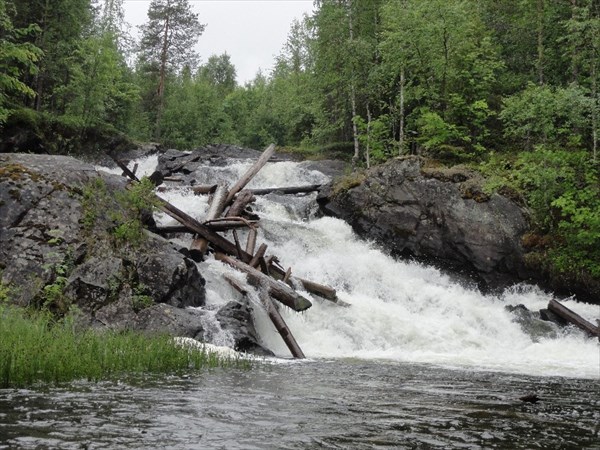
[1,361,599,449]
[1,153,599,448]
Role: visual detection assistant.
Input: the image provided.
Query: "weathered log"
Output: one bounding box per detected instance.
[258,290,305,359]
[215,253,312,312]
[225,143,275,204]
[249,243,268,268]
[114,158,139,182]
[193,184,322,196]
[190,182,229,261]
[132,162,139,176]
[222,274,305,358]
[259,257,271,276]
[223,273,249,296]
[192,185,217,195]
[156,196,245,258]
[548,299,599,337]
[267,264,340,304]
[163,176,184,182]
[248,184,322,195]
[246,228,257,255]
[226,189,256,218]
[203,217,258,229]
[153,221,254,235]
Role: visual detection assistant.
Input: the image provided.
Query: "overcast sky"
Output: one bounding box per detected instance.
[123,0,314,84]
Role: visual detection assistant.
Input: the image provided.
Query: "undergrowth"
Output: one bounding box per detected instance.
[0,306,251,388]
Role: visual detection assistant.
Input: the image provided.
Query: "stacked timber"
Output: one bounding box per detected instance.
[112,144,342,359]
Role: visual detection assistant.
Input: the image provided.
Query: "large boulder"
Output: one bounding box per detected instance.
[0,153,206,329]
[318,156,531,290]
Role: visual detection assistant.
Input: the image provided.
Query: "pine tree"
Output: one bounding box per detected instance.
[138,0,205,138]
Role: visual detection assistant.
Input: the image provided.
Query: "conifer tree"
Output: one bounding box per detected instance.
[138,0,205,138]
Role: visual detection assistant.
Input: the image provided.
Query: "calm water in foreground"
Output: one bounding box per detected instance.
[1,359,598,449]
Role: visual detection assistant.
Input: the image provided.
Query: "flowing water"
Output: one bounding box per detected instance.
[1,154,599,449]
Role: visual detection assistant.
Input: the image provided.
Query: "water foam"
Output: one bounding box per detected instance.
[121,156,599,379]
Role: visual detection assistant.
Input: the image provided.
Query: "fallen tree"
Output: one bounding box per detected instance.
[111,144,342,359]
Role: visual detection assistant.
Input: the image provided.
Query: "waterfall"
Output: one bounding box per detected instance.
[109,154,599,379]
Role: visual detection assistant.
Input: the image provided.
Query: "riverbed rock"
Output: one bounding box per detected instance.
[318,156,531,290]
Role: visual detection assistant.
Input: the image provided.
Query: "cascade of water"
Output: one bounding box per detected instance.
[112,154,599,379]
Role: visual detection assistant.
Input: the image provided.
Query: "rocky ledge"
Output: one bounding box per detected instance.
[318,156,598,302]
[0,152,267,354]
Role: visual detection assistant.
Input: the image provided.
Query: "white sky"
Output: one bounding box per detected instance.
[123,0,314,84]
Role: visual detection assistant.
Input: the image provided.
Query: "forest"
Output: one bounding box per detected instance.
[1,0,599,285]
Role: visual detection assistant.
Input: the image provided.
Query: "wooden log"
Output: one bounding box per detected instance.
[163,176,183,182]
[249,243,267,268]
[259,257,270,276]
[192,184,322,196]
[222,274,305,358]
[114,158,139,182]
[190,182,229,261]
[246,228,257,255]
[223,274,249,296]
[283,267,292,284]
[215,253,312,312]
[203,217,258,230]
[153,221,254,235]
[258,290,306,359]
[248,184,322,195]
[548,299,599,337]
[156,196,245,258]
[225,143,275,204]
[132,162,139,176]
[226,189,256,218]
[192,184,217,195]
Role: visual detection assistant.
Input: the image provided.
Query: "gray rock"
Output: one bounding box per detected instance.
[134,303,205,339]
[505,304,559,341]
[216,301,273,356]
[0,153,206,329]
[318,156,530,290]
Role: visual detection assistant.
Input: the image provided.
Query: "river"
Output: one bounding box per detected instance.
[1,153,598,449]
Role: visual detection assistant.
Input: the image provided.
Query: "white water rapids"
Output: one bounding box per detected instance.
[101,154,599,380]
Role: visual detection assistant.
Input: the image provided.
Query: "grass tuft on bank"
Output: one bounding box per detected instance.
[0,306,251,388]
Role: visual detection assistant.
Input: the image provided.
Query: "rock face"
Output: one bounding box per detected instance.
[0,153,264,352]
[318,156,530,290]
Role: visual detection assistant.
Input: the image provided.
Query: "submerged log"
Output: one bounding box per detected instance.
[215,253,312,312]
[548,299,599,337]
[225,143,275,204]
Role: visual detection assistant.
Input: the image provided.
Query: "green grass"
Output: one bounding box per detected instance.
[0,306,251,388]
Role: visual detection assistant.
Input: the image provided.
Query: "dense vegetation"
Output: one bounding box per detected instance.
[0,305,250,388]
[0,0,598,283]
